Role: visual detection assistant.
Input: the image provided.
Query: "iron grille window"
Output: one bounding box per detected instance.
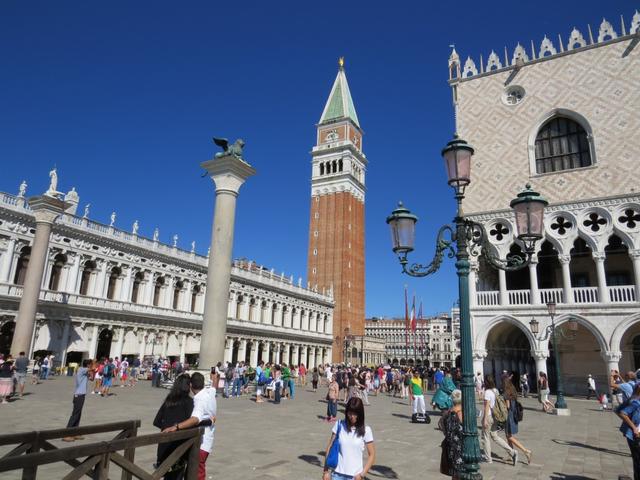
[535,117,591,174]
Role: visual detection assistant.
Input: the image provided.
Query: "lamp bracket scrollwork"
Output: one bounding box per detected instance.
[400,225,455,277]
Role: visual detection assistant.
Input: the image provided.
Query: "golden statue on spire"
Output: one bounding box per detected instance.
[338,56,345,69]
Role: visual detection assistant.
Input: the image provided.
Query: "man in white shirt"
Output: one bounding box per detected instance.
[163,372,217,480]
[587,374,597,400]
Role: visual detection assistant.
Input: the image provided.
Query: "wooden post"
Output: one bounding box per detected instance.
[120,421,138,480]
[22,432,39,480]
[185,429,203,480]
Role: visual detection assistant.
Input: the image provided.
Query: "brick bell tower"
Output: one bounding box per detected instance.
[307,58,366,363]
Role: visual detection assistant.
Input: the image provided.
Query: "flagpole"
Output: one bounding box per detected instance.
[404,285,409,366]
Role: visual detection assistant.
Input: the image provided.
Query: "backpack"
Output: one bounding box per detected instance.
[103,363,112,378]
[515,400,524,422]
[225,367,234,380]
[492,389,508,424]
[258,371,268,385]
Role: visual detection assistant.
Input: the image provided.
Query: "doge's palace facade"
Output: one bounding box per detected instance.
[0,185,333,368]
[448,12,640,394]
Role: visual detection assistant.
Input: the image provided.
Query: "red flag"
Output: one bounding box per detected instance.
[410,294,417,332]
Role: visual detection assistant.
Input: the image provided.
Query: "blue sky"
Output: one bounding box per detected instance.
[0,1,632,317]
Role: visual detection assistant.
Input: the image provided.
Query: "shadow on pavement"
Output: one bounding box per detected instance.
[552,439,629,457]
[391,413,412,420]
[550,474,599,480]
[369,464,399,478]
[298,454,323,467]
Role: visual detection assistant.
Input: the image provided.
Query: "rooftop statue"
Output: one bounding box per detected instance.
[46,167,59,197]
[213,137,246,161]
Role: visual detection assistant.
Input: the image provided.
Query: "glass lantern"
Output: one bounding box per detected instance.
[386,202,418,255]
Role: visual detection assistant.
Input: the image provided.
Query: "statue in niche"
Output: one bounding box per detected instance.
[18,180,27,197]
[132,220,139,235]
[109,212,116,227]
[46,167,59,196]
[213,137,246,161]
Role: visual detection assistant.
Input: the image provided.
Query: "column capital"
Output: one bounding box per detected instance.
[592,251,606,262]
[532,350,549,361]
[602,351,622,363]
[201,155,256,195]
[472,350,487,360]
[629,249,640,260]
[28,195,69,225]
[558,254,571,265]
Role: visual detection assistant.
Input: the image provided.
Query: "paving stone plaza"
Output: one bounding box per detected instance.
[0,377,633,479]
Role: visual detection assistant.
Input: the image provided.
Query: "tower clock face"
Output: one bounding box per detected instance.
[325,130,339,142]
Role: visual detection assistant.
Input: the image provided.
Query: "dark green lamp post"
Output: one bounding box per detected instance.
[386,134,548,480]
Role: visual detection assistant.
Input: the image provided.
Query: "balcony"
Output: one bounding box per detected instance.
[475,285,636,307]
[0,282,202,322]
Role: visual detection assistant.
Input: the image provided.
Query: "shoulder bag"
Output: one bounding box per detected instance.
[326,420,343,469]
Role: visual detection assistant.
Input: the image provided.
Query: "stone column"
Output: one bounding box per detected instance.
[198,154,256,369]
[593,252,609,303]
[11,195,67,356]
[533,351,549,378]
[558,255,574,304]
[113,327,125,360]
[468,260,478,308]
[65,253,82,294]
[238,339,247,363]
[180,333,187,363]
[309,347,316,369]
[528,255,540,305]
[300,346,308,367]
[629,250,640,302]
[472,351,487,376]
[138,332,147,360]
[282,344,290,365]
[0,236,17,282]
[498,269,508,305]
[59,320,71,366]
[273,344,281,364]
[249,341,258,366]
[120,266,133,302]
[291,345,299,366]
[223,338,233,364]
[88,325,99,359]
[94,260,108,298]
[239,298,250,321]
[260,341,270,364]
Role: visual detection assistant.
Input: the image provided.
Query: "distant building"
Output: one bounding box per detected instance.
[365,308,460,367]
[308,60,367,362]
[0,186,334,368]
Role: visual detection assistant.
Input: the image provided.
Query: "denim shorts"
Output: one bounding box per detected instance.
[332,473,354,479]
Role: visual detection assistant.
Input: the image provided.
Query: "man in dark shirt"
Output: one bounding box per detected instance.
[14,351,29,397]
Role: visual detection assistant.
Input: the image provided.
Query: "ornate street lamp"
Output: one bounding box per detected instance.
[529,302,577,411]
[387,134,547,480]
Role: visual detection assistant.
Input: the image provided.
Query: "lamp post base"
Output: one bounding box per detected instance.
[554,408,571,416]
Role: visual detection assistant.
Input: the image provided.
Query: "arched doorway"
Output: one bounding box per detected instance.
[0,321,15,355]
[618,320,640,372]
[485,321,535,391]
[96,329,113,360]
[548,318,606,395]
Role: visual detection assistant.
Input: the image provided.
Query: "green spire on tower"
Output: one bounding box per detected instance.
[319,58,360,128]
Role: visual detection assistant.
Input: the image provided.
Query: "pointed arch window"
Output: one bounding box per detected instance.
[534,116,592,174]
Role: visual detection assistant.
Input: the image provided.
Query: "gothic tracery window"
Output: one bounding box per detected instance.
[535,116,592,174]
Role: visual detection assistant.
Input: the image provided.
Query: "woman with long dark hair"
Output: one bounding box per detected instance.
[153,374,193,479]
[503,378,532,464]
[322,397,375,480]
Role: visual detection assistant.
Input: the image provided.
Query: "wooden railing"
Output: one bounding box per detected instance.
[0,420,202,480]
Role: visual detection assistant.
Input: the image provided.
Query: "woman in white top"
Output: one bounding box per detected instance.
[323,397,375,480]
